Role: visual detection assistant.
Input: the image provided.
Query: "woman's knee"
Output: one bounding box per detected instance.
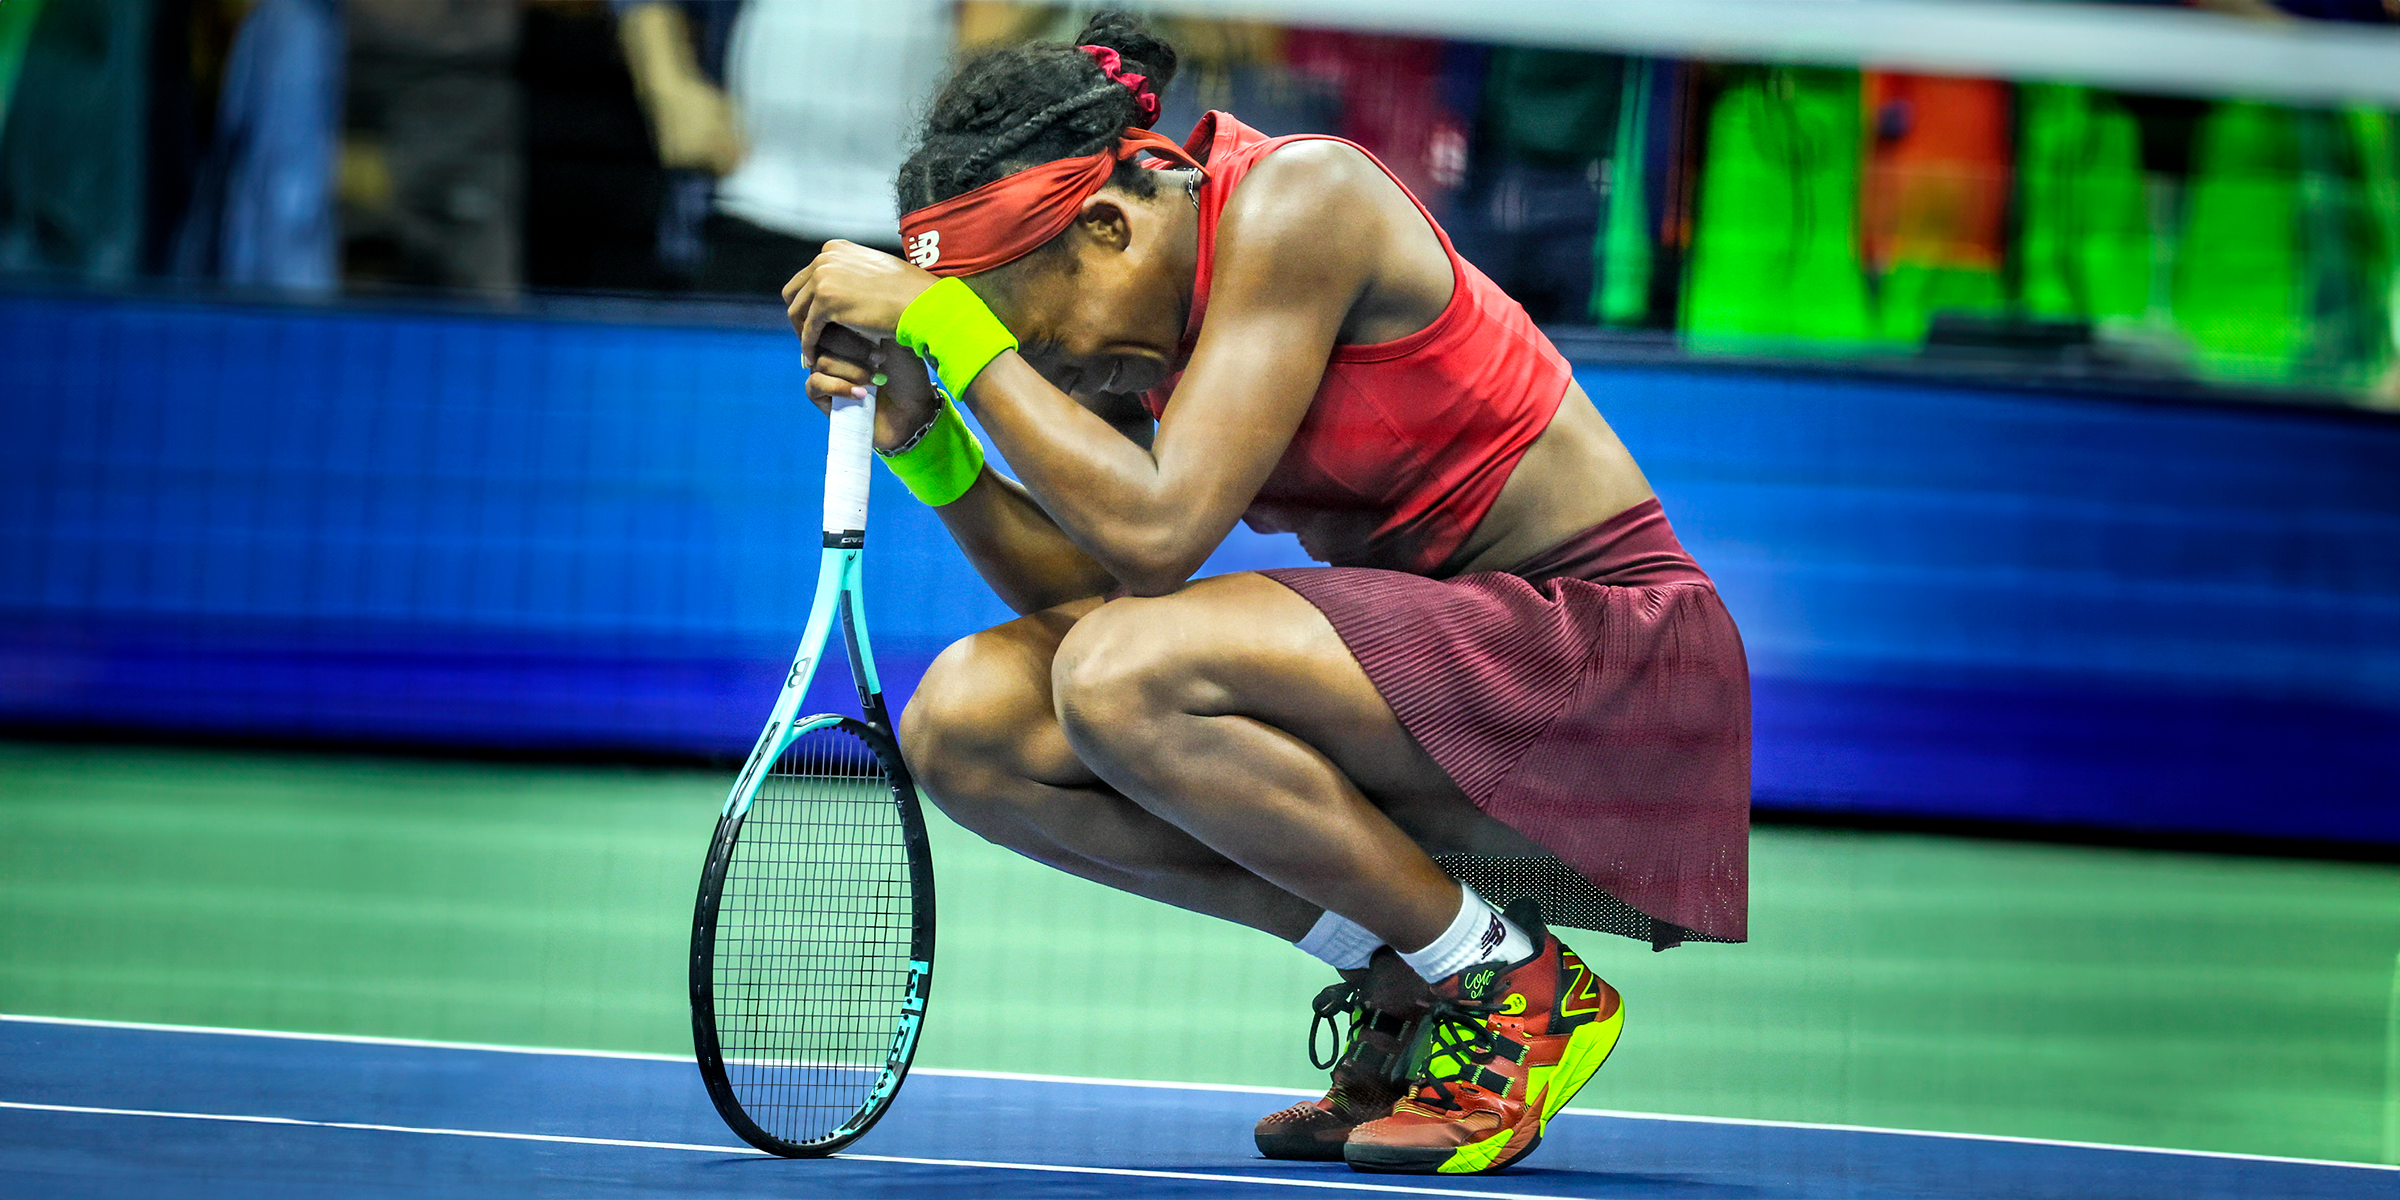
[1050,597,1205,754]
[899,626,1080,826]
[902,632,1029,785]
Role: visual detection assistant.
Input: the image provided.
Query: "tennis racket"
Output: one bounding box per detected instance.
[689,384,935,1157]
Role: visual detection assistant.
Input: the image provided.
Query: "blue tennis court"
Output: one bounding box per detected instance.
[3,1015,2387,1199]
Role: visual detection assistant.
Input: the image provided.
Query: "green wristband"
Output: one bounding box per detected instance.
[876,397,986,507]
[895,277,1020,401]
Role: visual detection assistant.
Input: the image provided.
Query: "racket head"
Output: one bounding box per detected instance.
[689,713,934,1157]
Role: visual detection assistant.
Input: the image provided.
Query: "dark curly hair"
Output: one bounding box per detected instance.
[895,11,1180,216]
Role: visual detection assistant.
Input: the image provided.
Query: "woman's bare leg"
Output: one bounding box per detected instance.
[1050,574,1467,951]
[900,597,1322,940]
[901,573,1482,953]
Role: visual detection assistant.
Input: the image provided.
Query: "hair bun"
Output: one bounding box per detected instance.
[897,9,1185,212]
[1074,11,1178,96]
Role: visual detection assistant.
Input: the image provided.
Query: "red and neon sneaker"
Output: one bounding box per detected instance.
[1254,949,1429,1160]
[1343,902,1625,1175]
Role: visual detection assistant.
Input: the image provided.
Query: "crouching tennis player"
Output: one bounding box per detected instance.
[785,14,1748,1176]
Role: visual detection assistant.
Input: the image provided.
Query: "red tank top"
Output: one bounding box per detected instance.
[1140,113,1575,576]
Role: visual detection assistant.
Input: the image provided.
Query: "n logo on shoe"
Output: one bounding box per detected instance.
[1560,959,1612,1019]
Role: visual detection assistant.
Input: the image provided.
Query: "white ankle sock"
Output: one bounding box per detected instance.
[1399,886,1535,983]
[1294,909,1383,971]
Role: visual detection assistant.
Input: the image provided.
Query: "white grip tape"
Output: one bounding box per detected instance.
[823,388,875,535]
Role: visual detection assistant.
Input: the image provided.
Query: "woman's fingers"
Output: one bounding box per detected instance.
[808,362,880,403]
[801,364,839,413]
[800,300,837,368]
[817,323,880,368]
[806,371,868,406]
[872,340,938,405]
[785,242,933,364]
[789,272,838,364]
[814,349,875,390]
[816,358,872,386]
[786,276,818,355]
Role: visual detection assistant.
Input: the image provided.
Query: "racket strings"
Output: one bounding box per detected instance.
[712,725,914,1144]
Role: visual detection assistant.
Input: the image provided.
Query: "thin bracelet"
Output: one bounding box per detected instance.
[876,405,944,459]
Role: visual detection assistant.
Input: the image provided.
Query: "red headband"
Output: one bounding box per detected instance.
[895,45,1194,277]
[897,126,1203,278]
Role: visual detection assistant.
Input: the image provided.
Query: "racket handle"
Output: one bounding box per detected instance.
[824,386,876,539]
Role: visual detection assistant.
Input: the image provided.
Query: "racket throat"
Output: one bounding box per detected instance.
[837,600,891,729]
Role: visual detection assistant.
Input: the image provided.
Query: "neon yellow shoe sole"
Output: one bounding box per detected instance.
[1345,1000,1627,1176]
[1537,1001,1626,1128]
[1433,1002,1625,1174]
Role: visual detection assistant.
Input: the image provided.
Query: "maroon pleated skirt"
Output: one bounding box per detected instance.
[1262,498,1750,946]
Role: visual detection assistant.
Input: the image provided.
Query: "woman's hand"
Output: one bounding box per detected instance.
[807,324,943,453]
[783,240,937,367]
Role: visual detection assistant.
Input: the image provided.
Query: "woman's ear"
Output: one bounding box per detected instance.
[1075,197,1134,254]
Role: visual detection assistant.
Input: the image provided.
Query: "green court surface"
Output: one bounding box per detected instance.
[2,739,2395,1166]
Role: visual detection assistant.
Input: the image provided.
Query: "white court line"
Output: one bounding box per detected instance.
[0,1100,1577,1200]
[5,1012,2393,1174]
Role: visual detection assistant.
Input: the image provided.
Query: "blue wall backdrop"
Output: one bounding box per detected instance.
[3,293,2394,844]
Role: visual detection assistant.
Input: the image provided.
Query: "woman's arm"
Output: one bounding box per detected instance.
[793,144,1414,595]
[932,457,1118,614]
[806,327,1130,614]
[960,150,1406,593]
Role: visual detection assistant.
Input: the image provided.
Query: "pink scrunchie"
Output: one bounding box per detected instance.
[1079,44,1160,129]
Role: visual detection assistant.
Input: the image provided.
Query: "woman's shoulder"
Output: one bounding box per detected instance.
[1224,137,1386,212]
[1209,133,1453,342]
[1216,138,1398,258]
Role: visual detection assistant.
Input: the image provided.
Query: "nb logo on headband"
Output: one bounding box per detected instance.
[905,230,941,269]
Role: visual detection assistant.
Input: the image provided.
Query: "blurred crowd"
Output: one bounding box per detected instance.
[0,0,2394,403]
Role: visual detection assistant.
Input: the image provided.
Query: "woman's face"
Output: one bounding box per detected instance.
[973,189,1191,402]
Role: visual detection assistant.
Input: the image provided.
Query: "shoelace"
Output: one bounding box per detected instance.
[1305,980,1364,1071]
[1394,993,1522,1111]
